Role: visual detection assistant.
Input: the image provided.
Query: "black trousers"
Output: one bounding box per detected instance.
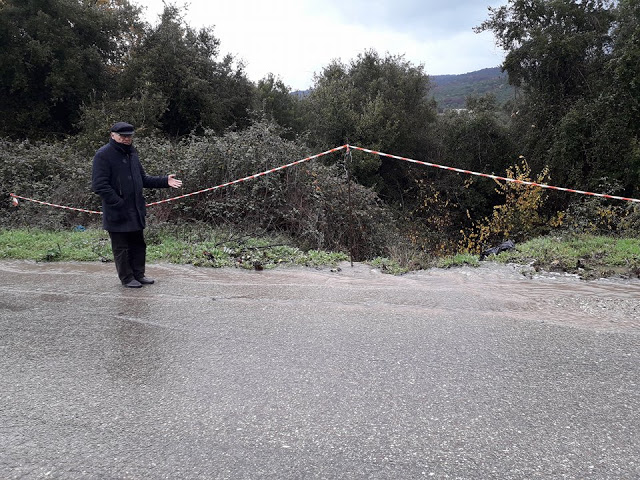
[108,230,146,284]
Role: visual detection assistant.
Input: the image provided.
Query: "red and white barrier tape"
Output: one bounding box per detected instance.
[9,145,348,214]
[8,193,102,214]
[349,145,640,204]
[8,143,640,212]
[145,144,347,207]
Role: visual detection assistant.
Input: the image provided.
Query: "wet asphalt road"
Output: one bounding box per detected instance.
[1,260,639,479]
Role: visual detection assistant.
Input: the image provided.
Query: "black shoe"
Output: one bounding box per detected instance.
[136,277,155,285]
[123,279,143,288]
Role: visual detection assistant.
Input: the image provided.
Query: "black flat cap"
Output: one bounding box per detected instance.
[110,122,135,135]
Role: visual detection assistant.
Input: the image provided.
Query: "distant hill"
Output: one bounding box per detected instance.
[430,67,515,111]
[292,67,516,111]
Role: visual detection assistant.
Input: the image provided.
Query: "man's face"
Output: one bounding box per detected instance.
[111,132,133,145]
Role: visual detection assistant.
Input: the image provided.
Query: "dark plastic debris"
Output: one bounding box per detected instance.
[480,240,515,260]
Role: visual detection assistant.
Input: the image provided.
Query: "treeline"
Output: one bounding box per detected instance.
[1,0,638,263]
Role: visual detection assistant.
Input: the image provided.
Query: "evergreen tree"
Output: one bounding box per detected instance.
[253,73,303,138]
[478,0,639,199]
[118,5,254,137]
[0,0,142,137]
[302,50,437,202]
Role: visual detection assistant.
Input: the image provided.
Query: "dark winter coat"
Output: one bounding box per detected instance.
[92,139,169,232]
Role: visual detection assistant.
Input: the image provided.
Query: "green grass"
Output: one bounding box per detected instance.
[0,228,112,262]
[436,253,480,269]
[368,257,409,275]
[495,234,640,279]
[1,228,638,279]
[0,227,348,269]
[373,234,639,279]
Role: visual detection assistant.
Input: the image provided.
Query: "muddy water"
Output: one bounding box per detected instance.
[1,260,638,333]
[407,264,640,333]
[1,260,639,478]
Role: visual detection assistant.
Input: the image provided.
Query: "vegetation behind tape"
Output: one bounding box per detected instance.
[1,0,639,268]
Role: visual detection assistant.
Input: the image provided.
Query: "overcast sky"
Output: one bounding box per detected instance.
[141,0,507,91]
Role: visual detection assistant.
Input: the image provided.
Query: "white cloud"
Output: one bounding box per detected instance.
[140,0,506,91]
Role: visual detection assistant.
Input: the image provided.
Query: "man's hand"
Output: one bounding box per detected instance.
[168,174,183,189]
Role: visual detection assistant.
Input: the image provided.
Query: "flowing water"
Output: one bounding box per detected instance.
[1,260,638,333]
[1,260,639,478]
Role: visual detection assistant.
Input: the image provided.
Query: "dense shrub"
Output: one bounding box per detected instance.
[551,197,640,237]
[138,121,397,259]
[0,138,98,229]
[1,121,398,260]
[460,157,551,253]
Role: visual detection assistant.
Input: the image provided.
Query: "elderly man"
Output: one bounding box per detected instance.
[92,122,183,288]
